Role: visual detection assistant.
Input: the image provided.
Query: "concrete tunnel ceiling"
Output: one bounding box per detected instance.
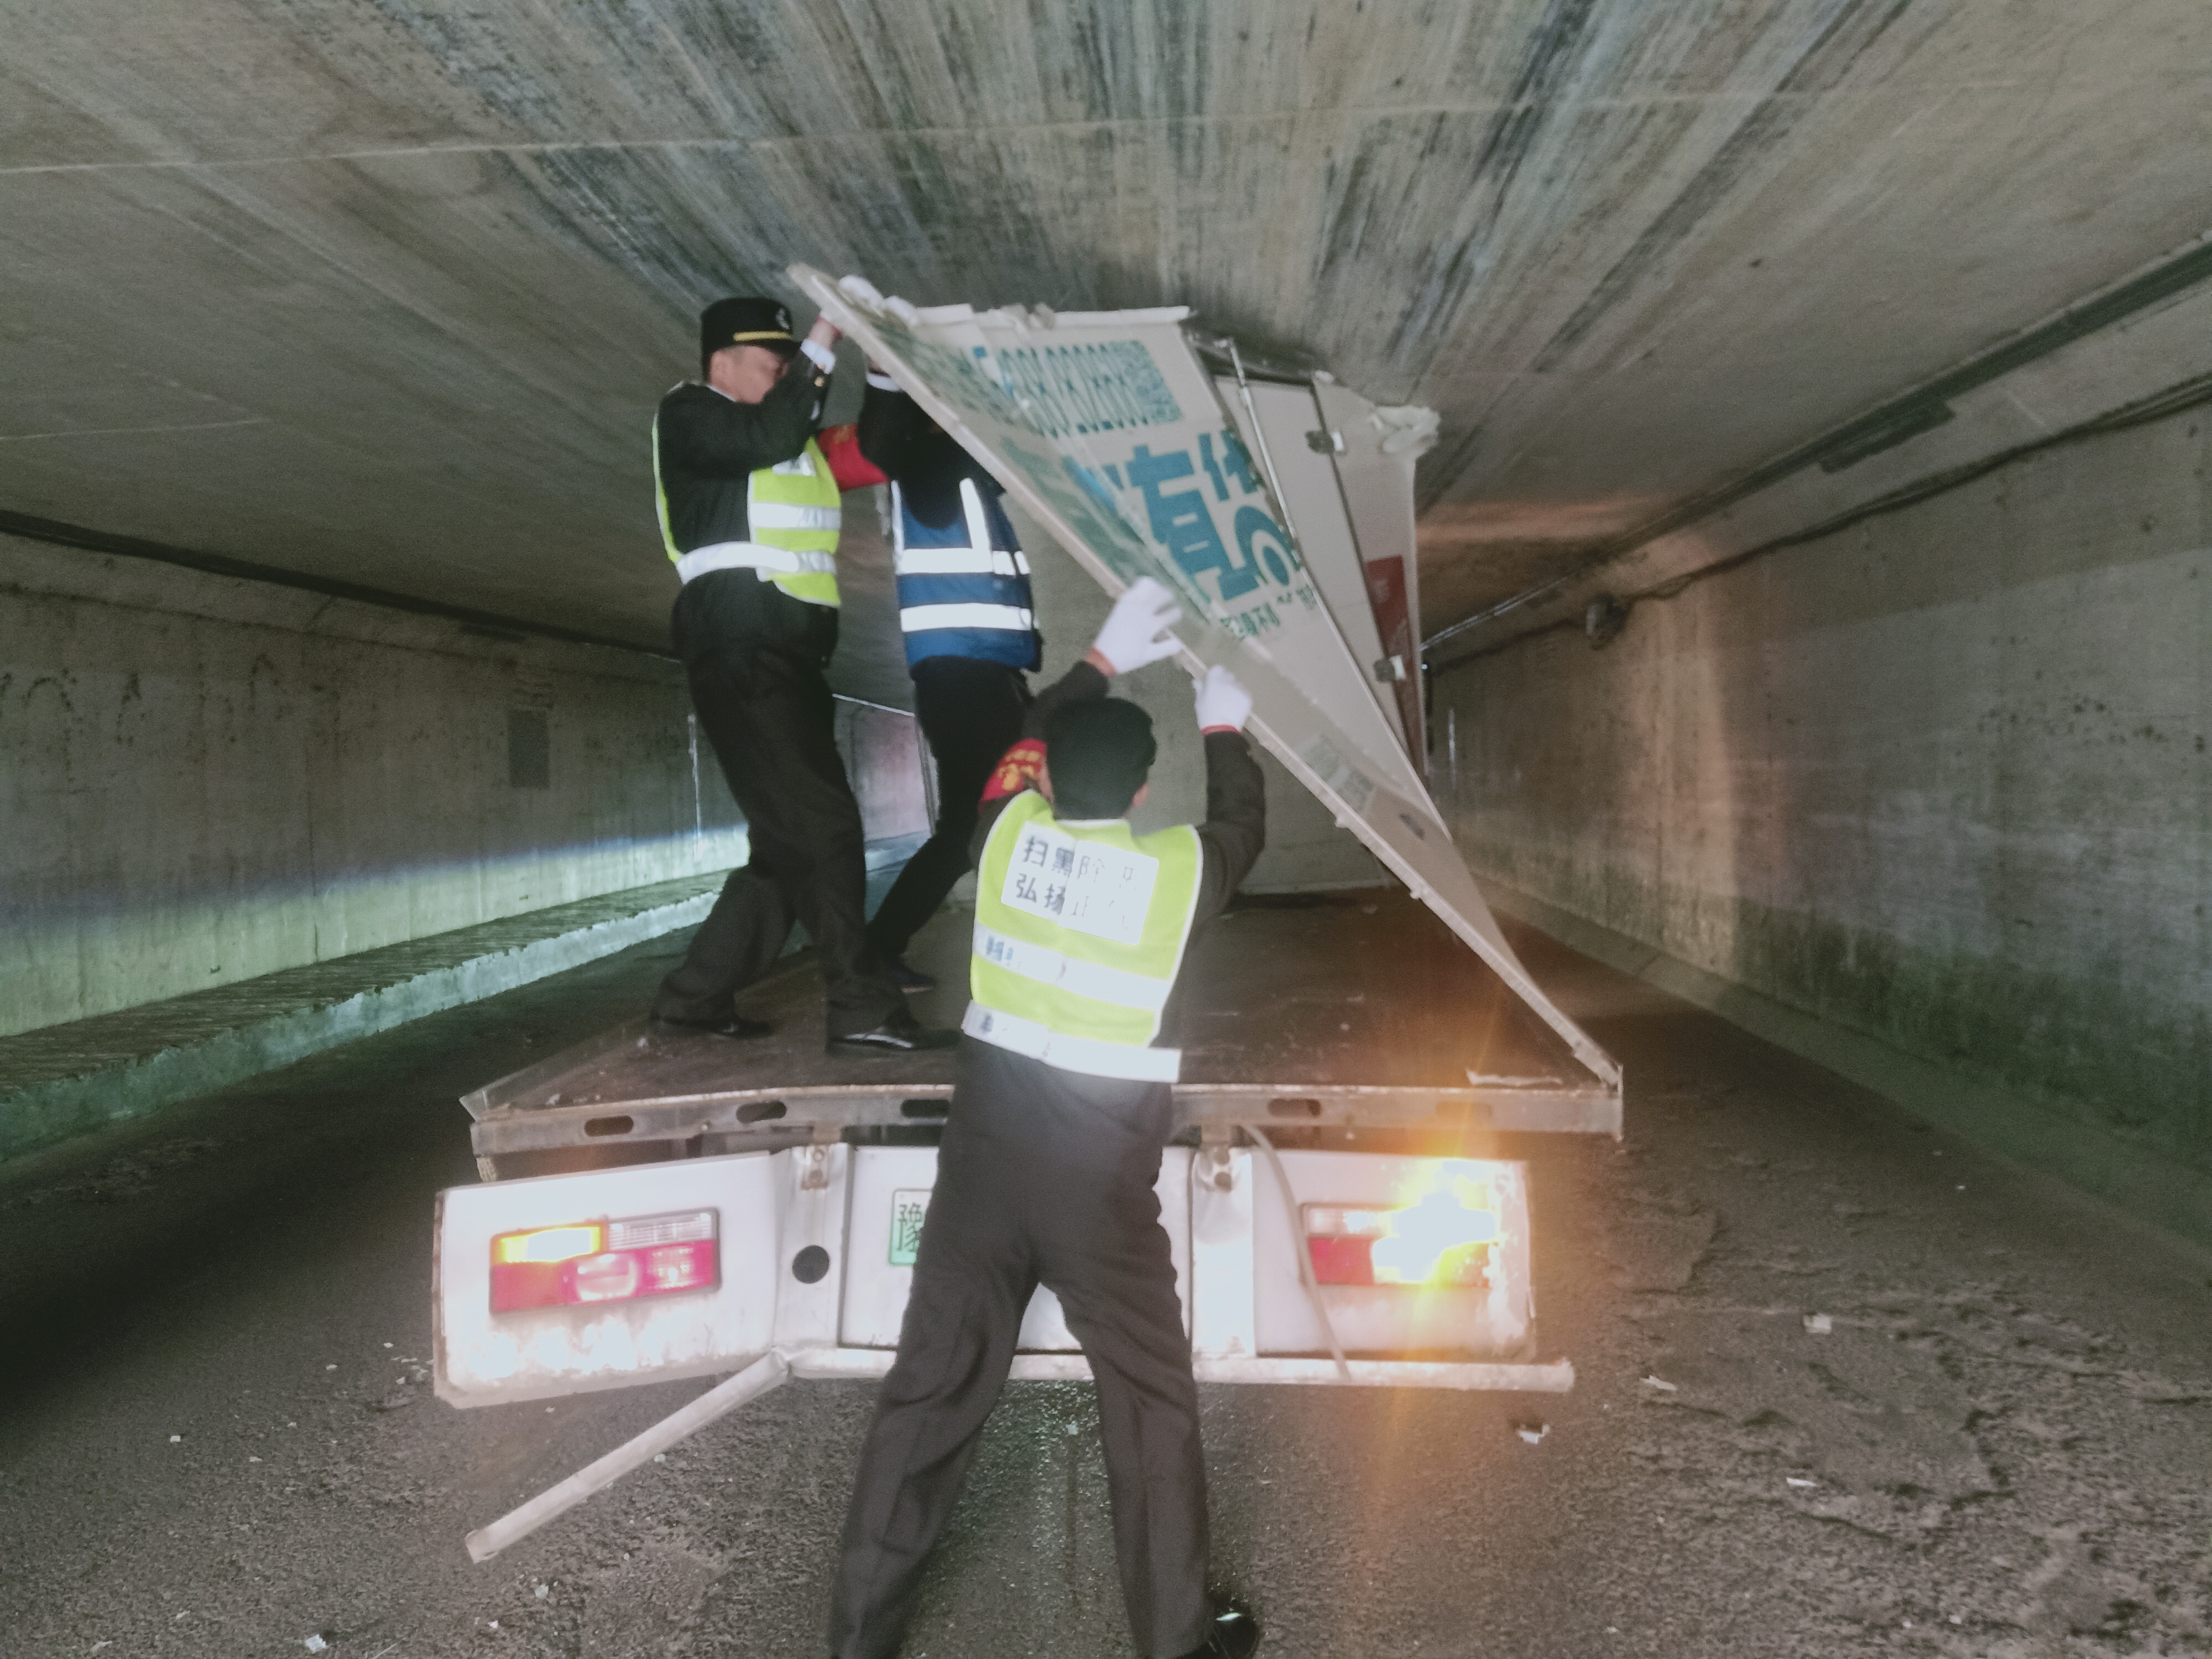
[5,0,2210,695]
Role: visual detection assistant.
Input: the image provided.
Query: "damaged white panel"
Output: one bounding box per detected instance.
[1211,375,1414,762]
[1315,381,1433,763]
[799,267,1618,1094]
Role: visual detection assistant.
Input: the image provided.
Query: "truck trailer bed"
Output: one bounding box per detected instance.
[435,882,1611,1449]
[462,887,1618,1175]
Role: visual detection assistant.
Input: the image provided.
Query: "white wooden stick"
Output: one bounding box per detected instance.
[465,1349,792,1562]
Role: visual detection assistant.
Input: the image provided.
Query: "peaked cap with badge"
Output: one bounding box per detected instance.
[700,296,801,375]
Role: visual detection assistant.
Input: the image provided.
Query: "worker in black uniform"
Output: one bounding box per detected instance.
[853,363,1042,992]
[828,575,1266,1659]
[649,296,953,1056]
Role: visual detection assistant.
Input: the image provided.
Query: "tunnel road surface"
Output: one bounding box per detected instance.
[3,915,2209,1659]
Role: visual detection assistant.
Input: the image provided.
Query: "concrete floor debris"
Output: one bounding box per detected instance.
[2,926,2206,1657]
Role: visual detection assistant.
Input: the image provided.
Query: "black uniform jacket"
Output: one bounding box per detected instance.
[654,354,831,556]
[969,660,1267,1047]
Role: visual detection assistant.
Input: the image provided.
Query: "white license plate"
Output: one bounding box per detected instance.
[888,1188,930,1266]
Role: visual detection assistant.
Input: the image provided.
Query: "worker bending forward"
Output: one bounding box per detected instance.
[649,296,950,1056]
[830,576,1265,1659]
[854,363,1042,990]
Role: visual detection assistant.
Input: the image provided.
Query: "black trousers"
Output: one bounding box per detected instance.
[655,572,903,1038]
[830,1040,1211,1659]
[865,656,1032,963]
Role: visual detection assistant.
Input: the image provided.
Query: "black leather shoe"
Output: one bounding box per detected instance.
[886,957,937,993]
[826,1009,958,1057]
[651,1012,774,1040]
[1172,1609,1260,1659]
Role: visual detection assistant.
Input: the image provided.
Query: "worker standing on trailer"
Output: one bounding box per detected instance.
[649,297,954,1057]
[850,361,1042,992]
[829,575,1266,1659]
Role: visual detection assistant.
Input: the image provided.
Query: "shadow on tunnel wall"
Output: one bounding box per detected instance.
[1433,404,2211,1185]
[1,535,927,1040]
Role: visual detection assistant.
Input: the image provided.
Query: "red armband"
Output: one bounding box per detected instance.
[981,739,1046,803]
[817,422,887,491]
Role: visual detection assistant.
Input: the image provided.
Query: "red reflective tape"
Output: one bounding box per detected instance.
[1307,1237,1375,1287]
[1306,1235,1490,1288]
[489,1261,565,1313]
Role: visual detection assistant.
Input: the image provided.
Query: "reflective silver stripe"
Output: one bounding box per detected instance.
[973,926,1173,1012]
[890,479,1026,578]
[961,1002,1182,1082]
[901,602,1035,633]
[749,502,842,531]
[960,478,994,568]
[894,547,1030,577]
[675,543,836,583]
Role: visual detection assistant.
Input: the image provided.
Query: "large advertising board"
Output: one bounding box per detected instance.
[796,268,1619,1098]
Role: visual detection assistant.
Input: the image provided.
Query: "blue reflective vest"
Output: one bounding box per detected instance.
[893,478,1041,672]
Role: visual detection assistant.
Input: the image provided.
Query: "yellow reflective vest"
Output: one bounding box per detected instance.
[654,431,843,608]
[964,791,1203,1082]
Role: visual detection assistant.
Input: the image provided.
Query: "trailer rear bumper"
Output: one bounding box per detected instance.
[435,1144,1561,1408]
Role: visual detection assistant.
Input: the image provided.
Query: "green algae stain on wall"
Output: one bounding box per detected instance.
[1434,412,2212,1189]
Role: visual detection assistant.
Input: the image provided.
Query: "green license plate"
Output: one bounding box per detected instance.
[889,1189,930,1266]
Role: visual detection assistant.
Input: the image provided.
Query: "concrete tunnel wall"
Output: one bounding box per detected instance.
[0,531,928,1042]
[1431,401,2210,1186]
[0,533,742,1037]
[1,478,1375,1051]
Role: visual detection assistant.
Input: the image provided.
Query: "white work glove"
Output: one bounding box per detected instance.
[1088,576,1183,675]
[1373,403,1442,460]
[836,275,919,328]
[1193,664,1253,733]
